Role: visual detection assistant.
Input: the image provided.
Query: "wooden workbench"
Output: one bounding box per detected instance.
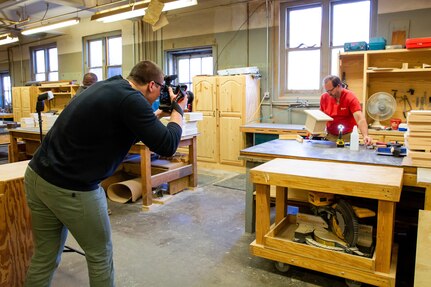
[8,128,198,209]
[128,135,198,209]
[0,112,13,120]
[0,160,33,287]
[250,158,403,286]
[240,123,307,147]
[240,139,429,233]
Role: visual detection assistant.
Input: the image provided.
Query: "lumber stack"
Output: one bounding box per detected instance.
[160,112,203,136]
[405,110,431,168]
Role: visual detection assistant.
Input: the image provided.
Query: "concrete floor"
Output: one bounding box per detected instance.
[51,168,350,287]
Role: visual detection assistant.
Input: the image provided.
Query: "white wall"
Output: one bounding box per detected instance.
[378,0,431,14]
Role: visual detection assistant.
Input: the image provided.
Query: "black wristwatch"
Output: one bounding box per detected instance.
[171,101,183,117]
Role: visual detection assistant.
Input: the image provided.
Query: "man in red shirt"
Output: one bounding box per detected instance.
[320,75,372,145]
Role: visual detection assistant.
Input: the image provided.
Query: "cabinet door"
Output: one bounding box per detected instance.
[193,76,218,162]
[219,116,243,166]
[12,88,22,122]
[218,76,244,115]
[20,87,32,118]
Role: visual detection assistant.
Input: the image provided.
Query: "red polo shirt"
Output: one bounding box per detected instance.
[320,88,362,136]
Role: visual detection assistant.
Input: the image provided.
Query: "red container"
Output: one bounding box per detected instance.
[390,118,402,130]
[406,37,431,49]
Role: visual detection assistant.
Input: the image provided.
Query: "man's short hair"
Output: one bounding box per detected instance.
[323,75,342,88]
[127,60,163,85]
[82,73,98,87]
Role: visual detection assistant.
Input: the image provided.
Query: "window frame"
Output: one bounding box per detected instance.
[83,31,122,80]
[278,0,377,103]
[0,72,11,109]
[30,43,58,82]
[166,47,214,92]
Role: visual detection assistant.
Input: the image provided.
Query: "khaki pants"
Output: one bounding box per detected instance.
[24,166,114,287]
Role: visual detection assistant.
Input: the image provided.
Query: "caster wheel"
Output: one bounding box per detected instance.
[274,261,290,272]
[345,279,362,287]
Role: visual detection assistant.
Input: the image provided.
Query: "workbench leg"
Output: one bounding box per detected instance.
[375,200,396,273]
[188,136,197,187]
[140,146,152,207]
[424,186,431,211]
[9,134,18,163]
[245,160,257,233]
[255,183,270,245]
[275,186,287,225]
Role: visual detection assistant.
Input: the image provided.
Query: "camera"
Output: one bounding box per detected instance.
[158,74,187,112]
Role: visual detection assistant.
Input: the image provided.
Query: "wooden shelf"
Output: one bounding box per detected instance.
[366,68,431,74]
[339,48,431,139]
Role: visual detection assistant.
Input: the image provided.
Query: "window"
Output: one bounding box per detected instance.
[279,0,376,101]
[84,32,122,80]
[0,72,11,110]
[30,44,58,81]
[166,48,213,92]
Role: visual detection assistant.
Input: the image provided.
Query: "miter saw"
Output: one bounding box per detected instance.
[294,192,375,257]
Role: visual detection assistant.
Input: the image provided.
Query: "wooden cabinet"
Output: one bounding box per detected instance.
[339,48,431,136]
[12,84,79,122]
[193,75,260,166]
[37,84,79,111]
[12,86,38,122]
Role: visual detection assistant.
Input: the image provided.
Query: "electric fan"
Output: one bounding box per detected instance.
[366,92,397,129]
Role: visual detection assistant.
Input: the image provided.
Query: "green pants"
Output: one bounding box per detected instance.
[24,166,114,287]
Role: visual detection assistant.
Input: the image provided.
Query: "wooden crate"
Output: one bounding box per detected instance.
[303,110,333,135]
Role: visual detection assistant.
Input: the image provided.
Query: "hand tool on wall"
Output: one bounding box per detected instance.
[391,89,397,99]
[400,95,413,118]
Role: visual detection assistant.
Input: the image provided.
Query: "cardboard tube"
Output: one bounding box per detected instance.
[100,171,133,192]
[107,178,142,203]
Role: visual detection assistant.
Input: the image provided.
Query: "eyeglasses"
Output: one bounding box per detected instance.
[326,85,338,93]
[153,81,165,90]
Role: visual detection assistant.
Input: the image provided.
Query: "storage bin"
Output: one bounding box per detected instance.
[406,37,431,49]
[369,37,386,50]
[344,41,368,52]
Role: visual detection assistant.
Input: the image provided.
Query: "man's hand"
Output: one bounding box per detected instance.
[363,135,373,145]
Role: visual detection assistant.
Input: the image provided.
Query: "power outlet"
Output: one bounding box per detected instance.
[264,92,270,99]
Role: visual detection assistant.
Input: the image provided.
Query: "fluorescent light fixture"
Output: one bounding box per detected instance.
[21,18,80,36]
[91,0,197,23]
[0,34,19,45]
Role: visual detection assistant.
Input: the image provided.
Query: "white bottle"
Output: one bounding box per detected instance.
[350,125,359,151]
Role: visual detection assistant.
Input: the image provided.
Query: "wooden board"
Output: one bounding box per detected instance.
[0,160,30,182]
[408,123,431,132]
[304,109,333,121]
[391,30,406,46]
[414,210,431,287]
[250,158,403,202]
[0,161,33,287]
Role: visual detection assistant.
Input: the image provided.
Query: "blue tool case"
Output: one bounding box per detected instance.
[344,41,368,52]
[369,37,386,50]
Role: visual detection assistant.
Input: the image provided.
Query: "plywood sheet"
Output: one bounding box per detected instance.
[414,210,431,287]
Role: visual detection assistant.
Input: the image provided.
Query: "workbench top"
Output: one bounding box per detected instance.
[240,139,407,167]
[240,123,306,131]
[0,160,30,183]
